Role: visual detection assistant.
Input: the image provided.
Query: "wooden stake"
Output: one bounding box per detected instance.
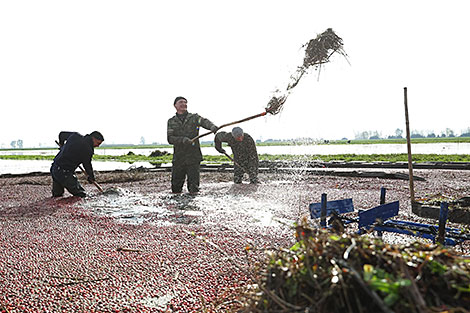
[437,202,449,245]
[320,193,327,228]
[404,87,415,204]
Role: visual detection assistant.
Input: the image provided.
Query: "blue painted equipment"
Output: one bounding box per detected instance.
[309,187,470,246]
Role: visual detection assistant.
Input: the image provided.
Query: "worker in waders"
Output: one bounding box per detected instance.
[50,131,104,198]
[167,96,219,194]
[214,127,259,184]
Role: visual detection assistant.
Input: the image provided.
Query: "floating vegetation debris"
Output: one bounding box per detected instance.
[265,28,348,115]
[265,92,288,115]
[242,224,470,312]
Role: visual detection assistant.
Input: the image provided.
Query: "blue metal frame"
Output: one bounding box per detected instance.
[309,188,470,246]
[309,198,354,219]
[358,201,399,228]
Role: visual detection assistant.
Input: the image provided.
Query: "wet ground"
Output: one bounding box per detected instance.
[1,169,470,312]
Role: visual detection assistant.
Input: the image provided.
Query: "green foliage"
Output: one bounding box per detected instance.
[244,226,470,312]
[3,152,470,164]
[427,260,448,275]
[363,264,411,306]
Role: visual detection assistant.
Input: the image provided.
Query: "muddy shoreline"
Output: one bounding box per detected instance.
[1,169,470,312]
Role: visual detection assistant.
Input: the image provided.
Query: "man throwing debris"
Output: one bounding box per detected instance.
[50,131,104,198]
[215,127,259,184]
[167,96,219,194]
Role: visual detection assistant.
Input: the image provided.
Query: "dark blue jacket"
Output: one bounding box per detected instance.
[53,132,96,180]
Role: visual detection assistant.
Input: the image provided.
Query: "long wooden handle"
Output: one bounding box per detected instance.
[78,164,104,193]
[190,111,267,143]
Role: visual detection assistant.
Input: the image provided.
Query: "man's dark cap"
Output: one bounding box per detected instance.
[89,131,104,141]
[231,127,244,138]
[174,96,187,105]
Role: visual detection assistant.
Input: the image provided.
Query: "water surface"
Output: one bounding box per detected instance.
[1,142,469,175]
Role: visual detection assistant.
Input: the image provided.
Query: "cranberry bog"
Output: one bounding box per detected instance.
[1,168,470,312]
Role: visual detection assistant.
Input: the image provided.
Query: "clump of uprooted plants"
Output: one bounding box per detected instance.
[241,224,470,312]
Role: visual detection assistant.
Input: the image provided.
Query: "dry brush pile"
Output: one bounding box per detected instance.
[242,224,470,313]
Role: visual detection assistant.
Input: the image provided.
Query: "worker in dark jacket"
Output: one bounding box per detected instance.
[50,131,104,198]
[215,127,259,184]
[167,96,218,194]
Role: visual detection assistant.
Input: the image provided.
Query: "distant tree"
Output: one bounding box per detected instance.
[140,136,146,145]
[445,128,454,137]
[369,131,381,140]
[354,131,369,140]
[411,132,425,138]
[395,128,403,138]
[17,139,23,148]
[10,140,16,148]
[427,133,436,138]
[460,127,470,137]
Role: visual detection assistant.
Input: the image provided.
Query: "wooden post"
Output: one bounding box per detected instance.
[380,187,386,205]
[437,202,449,244]
[404,87,415,204]
[378,187,386,237]
[320,193,327,228]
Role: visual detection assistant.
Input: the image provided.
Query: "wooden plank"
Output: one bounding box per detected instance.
[358,201,399,228]
[310,198,354,219]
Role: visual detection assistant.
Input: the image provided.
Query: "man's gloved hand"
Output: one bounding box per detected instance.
[211,125,219,134]
[182,137,192,145]
[216,148,227,154]
[87,176,95,184]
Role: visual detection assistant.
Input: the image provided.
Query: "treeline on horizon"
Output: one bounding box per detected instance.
[106,127,470,148]
[102,135,470,148]
[4,136,470,151]
[4,129,470,150]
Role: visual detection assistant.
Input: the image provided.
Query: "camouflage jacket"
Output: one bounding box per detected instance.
[167,112,216,165]
[214,131,258,165]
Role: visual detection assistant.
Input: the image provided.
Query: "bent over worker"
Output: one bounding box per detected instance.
[167,96,219,194]
[50,131,104,198]
[215,127,259,184]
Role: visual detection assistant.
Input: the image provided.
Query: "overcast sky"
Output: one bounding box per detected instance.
[1,0,469,147]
